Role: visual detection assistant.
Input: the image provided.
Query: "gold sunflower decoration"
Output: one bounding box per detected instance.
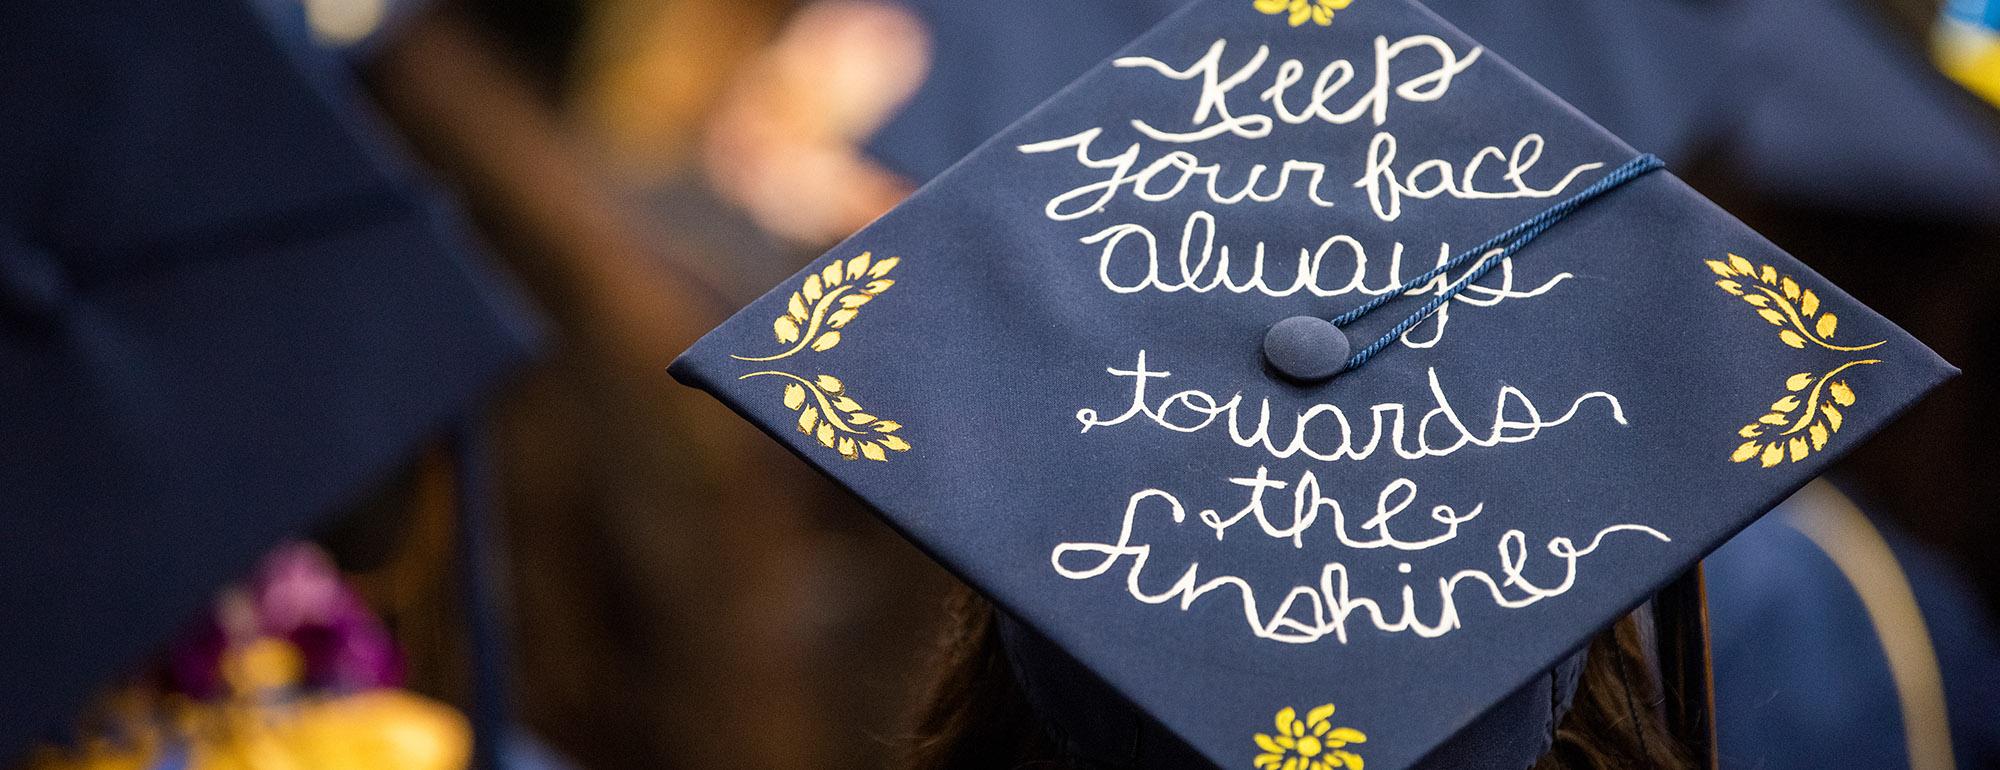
[1254,0,1353,28]
[1254,704,1366,770]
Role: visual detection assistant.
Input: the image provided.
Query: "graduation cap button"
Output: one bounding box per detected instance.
[1263,315,1349,382]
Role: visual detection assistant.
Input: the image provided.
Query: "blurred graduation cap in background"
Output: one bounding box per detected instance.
[0,0,540,764]
[869,0,2000,225]
[1705,480,2000,769]
[1938,0,2000,107]
[676,1,1954,767]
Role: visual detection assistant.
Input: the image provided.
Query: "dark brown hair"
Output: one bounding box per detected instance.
[899,584,1696,770]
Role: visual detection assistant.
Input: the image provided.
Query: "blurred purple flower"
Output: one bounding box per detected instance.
[165,541,403,699]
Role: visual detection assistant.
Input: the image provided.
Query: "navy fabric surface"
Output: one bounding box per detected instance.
[677,1,1955,767]
[0,0,540,763]
[994,612,1588,769]
[870,0,2000,224]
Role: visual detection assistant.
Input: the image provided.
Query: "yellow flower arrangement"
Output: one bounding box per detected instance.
[1254,704,1366,770]
[1254,0,1353,28]
[28,639,470,770]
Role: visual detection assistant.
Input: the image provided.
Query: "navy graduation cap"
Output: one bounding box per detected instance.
[0,0,536,763]
[673,1,1954,767]
[871,0,2000,225]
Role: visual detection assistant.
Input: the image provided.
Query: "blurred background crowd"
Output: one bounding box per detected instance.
[6,0,2000,768]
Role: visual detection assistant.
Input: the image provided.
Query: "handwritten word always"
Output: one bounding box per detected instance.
[1080,211,1569,347]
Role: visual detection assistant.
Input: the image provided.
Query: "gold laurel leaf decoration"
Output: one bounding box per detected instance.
[1707,254,1884,353]
[1727,359,1879,468]
[731,251,911,463]
[1708,255,1887,471]
[735,252,903,362]
[740,370,912,462]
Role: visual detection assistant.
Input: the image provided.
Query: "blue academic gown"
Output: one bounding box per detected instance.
[1706,481,2000,769]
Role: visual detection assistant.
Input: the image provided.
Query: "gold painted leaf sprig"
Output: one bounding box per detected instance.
[1731,360,1877,467]
[737,252,899,362]
[1706,254,1883,352]
[741,371,911,461]
[729,251,912,463]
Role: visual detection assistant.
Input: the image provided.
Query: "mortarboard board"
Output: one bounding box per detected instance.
[0,0,538,763]
[675,0,1955,767]
[870,0,2000,225]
